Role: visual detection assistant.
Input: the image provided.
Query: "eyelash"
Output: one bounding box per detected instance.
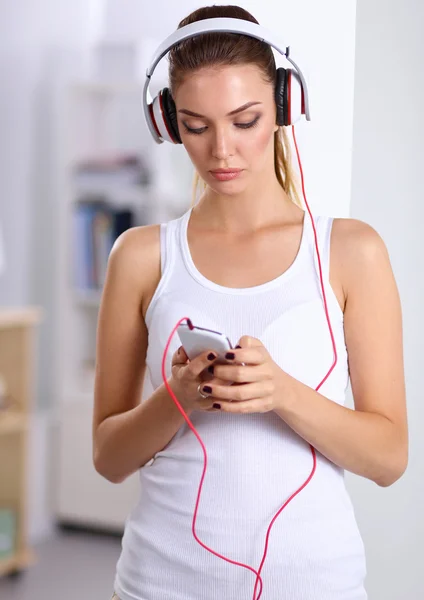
[183,116,260,135]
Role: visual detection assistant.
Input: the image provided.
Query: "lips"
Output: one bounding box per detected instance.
[210,169,243,181]
[210,169,243,174]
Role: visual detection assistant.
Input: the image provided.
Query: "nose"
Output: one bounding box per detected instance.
[211,125,234,161]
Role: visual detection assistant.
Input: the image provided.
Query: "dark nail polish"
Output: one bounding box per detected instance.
[207,353,216,361]
[203,386,212,394]
[213,403,221,410]
[207,365,214,374]
[235,345,241,349]
[225,352,235,360]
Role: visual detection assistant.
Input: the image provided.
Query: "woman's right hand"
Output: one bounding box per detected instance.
[168,346,227,412]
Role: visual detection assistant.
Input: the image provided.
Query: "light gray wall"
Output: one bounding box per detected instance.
[0,0,92,305]
[347,1,423,598]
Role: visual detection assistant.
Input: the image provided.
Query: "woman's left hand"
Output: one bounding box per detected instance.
[202,335,290,413]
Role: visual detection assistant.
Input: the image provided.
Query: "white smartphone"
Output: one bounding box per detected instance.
[177,322,233,363]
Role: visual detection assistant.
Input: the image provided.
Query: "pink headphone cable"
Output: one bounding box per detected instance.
[160,125,338,600]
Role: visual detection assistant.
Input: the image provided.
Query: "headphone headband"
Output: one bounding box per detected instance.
[142,17,311,143]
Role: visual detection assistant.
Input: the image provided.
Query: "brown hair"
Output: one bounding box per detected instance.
[168,4,302,207]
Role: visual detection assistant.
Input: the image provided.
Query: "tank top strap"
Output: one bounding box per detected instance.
[306,213,335,295]
[315,214,334,280]
[145,216,183,328]
[159,212,186,276]
[159,222,167,275]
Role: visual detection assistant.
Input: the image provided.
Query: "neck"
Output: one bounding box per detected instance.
[194,173,303,234]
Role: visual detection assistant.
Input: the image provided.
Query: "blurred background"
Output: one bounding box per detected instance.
[0,1,422,599]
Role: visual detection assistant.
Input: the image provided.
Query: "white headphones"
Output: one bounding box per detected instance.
[142,17,311,144]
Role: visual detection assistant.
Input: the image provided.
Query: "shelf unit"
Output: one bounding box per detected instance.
[52,77,191,531]
[51,80,151,530]
[0,307,42,576]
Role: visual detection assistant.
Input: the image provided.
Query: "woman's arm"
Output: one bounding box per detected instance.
[273,218,408,487]
[92,226,191,484]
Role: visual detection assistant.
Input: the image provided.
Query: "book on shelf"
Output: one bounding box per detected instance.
[0,507,17,560]
[73,198,135,294]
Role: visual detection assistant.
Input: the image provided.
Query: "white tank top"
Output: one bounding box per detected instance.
[114,207,367,600]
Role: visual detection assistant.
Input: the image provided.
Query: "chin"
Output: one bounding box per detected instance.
[204,174,248,195]
[210,183,247,197]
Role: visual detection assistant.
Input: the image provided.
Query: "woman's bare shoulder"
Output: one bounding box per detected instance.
[331,217,391,309]
[111,223,161,262]
[331,217,388,263]
[109,224,162,317]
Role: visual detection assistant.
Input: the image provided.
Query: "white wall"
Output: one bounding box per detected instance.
[346,1,424,598]
[0,0,93,305]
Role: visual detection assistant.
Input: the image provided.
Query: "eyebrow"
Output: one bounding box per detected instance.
[178,101,263,118]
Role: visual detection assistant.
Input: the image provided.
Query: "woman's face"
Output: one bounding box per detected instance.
[174,64,279,194]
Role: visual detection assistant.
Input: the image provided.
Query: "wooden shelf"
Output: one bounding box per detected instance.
[0,549,36,576]
[0,412,28,435]
[0,308,42,329]
[0,307,41,578]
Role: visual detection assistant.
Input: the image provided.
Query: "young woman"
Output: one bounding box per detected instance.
[93,5,408,600]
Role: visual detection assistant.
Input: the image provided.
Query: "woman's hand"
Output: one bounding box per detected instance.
[198,336,289,413]
[168,346,235,413]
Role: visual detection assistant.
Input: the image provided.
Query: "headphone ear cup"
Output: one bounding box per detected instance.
[275,67,288,126]
[161,88,181,144]
[150,87,181,143]
[286,69,305,125]
[275,67,305,127]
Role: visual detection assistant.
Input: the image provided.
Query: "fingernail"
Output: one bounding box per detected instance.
[207,353,216,361]
[207,365,214,374]
[235,345,241,349]
[225,352,235,360]
[212,403,221,410]
[203,386,212,394]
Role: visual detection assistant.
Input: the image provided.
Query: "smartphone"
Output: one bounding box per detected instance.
[177,322,233,363]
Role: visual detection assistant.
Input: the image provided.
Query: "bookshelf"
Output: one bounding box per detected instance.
[0,308,41,576]
[52,79,164,531]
